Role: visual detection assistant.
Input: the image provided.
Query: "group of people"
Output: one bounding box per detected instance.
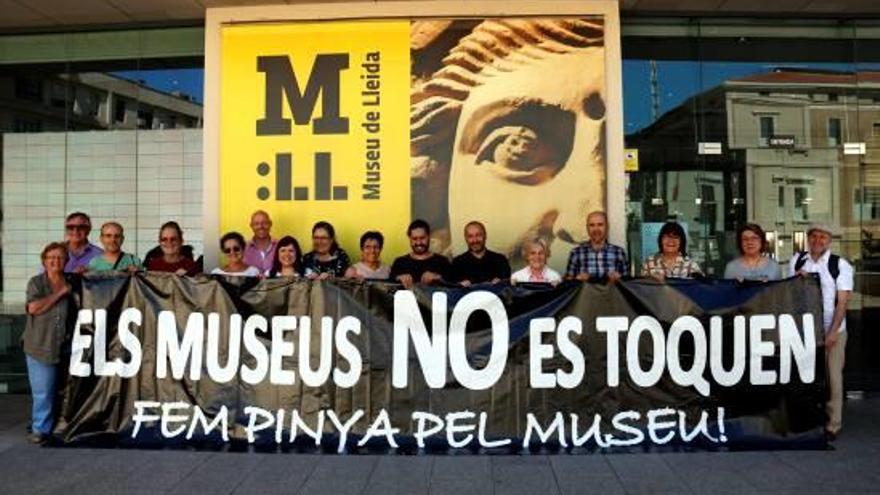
[21,209,852,444]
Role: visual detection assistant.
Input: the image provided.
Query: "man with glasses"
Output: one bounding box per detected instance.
[63,212,102,273]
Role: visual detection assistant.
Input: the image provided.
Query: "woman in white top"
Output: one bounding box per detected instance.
[345,231,391,280]
[511,238,562,285]
[211,231,261,277]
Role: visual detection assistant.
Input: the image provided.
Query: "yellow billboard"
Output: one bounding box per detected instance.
[220,18,606,270]
[220,20,411,258]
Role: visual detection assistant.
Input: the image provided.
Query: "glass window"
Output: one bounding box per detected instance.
[759,116,775,146]
[828,117,842,146]
[0,29,204,393]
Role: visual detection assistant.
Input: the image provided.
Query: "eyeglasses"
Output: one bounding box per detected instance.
[160,236,181,243]
[223,246,242,254]
[65,224,89,232]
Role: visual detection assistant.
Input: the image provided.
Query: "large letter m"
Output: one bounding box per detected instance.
[256,54,349,135]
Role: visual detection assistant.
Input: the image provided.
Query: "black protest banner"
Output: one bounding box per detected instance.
[54,273,827,452]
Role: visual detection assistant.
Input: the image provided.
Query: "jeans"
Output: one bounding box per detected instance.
[25,354,57,435]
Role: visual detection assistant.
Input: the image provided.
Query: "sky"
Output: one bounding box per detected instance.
[112,68,205,104]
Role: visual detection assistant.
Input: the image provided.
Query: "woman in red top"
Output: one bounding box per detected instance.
[145,221,198,275]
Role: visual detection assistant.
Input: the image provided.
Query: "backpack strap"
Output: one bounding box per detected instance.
[112,252,125,271]
[828,254,840,281]
[795,251,839,280]
[793,251,809,272]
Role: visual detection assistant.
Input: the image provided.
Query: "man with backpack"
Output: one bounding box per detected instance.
[788,224,853,441]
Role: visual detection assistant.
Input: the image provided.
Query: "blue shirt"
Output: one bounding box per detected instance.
[565,242,627,278]
[64,242,103,273]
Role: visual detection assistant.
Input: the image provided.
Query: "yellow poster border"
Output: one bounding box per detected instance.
[203,0,624,269]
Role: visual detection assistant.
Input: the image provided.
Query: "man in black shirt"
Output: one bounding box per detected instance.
[390,219,451,288]
[452,221,511,286]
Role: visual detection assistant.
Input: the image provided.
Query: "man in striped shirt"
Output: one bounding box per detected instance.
[565,211,627,283]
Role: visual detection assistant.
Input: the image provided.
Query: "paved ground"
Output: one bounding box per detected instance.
[0,395,879,494]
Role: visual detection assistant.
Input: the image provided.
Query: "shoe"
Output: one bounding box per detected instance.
[824,430,839,442]
[26,432,46,445]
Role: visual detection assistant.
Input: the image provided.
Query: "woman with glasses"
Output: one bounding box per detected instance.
[266,236,304,278]
[303,221,350,279]
[212,232,261,276]
[724,223,780,282]
[87,221,142,273]
[23,243,75,444]
[345,231,390,280]
[145,221,199,275]
[641,222,703,280]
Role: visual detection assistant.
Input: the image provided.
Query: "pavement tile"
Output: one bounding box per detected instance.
[298,455,378,495]
[231,454,320,495]
[167,451,261,495]
[550,456,626,495]
[429,456,492,495]
[606,453,693,494]
[492,456,561,495]
[362,456,431,495]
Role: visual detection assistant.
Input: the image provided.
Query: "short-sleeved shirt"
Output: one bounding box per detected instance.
[390,253,451,283]
[350,262,391,280]
[511,266,562,284]
[723,257,780,281]
[244,238,277,274]
[87,252,142,272]
[146,256,198,274]
[65,242,102,273]
[303,249,351,278]
[23,273,73,365]
[788,250,853,333]
[451,250,511,283]
[565,242,628,278]
[641,253,703,279]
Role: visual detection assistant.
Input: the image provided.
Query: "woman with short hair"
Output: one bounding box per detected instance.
[641,222,703,279]
[511,238,562,285]
[345,231,391,280]
[23,242,75,444]
[211,231,261,276]
[724,223,780,281]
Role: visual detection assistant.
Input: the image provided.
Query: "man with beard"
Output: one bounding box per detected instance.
[565,211,627,282]
[451,221,511,286]
[390,219,451,289]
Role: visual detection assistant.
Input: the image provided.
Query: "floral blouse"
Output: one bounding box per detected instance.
[302,249,351,278]
[641,253,703,279]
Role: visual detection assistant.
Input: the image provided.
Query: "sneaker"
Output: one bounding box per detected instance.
[26,432,46,445]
